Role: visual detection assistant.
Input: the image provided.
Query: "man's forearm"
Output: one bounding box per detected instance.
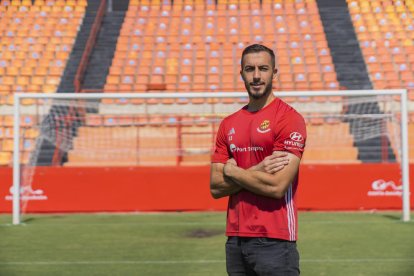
[210,152,293,199]
[210,163,242,199]
[213,163,269,198]
[225,159,301,199]
[210,177,242,199]
[225,164,282,198]
[248,151,289,174]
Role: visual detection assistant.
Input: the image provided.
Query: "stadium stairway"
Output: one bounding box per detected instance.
[316,0,372,90]
[36,0,129,166]
[346,103,396,163]
[82,4,128,90]
[57,0,102,93]
[316,0,396,163]
[36,0,101,166]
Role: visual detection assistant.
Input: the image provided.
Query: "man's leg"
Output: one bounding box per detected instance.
[225,237,257,276]
[244,238,300,276]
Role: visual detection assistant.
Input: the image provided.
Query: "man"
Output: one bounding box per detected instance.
[210,44,306,276]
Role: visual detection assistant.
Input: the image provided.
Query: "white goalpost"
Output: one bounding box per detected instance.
[12,90,410,224]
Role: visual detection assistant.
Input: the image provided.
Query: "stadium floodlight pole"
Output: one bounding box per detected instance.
[11,90,410,224]
[12,93,21,225]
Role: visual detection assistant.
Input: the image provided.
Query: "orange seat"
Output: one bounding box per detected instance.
[0,152,12,166]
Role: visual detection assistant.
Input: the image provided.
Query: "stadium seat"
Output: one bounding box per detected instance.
[347,0,414,158]
[302,122,360,164]
[0,152,12,166]
[0,0,86,166]
[0,0,84,95]
[348,0,414,92]
[180,124,213,165]
[105,0,339,96]
[64,113,364,166]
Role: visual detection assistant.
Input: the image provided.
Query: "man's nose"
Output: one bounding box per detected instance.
[253,68,260,80]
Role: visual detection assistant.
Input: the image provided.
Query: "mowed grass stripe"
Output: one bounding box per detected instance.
[1,258,414,266]
[0,211,409,223]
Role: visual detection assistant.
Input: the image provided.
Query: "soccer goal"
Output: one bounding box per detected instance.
[11,90,410,224]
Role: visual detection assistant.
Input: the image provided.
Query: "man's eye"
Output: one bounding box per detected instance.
[260,67,268,71]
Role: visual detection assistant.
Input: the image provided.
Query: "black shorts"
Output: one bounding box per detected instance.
[225,236,300,276]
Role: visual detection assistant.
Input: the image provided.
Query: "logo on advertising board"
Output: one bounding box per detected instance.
[367,179,402,197]
[5,186,48,201]
[257,120,271,133]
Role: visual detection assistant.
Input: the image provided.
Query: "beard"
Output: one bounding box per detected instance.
[245,80,273,100]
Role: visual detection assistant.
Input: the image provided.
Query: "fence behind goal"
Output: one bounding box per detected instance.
[11,90,410,224]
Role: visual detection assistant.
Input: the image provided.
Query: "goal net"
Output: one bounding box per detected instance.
[11,90,410,223]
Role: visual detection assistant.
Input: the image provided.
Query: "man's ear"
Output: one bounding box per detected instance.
[273,68,278,79]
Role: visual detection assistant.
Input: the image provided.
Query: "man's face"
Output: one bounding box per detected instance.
[240,51,277,100]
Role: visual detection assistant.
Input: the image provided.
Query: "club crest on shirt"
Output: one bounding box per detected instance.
[257,120,271,133]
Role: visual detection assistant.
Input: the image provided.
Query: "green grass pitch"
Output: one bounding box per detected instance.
[1,212,414,276]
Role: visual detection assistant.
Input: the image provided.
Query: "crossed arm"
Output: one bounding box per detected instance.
[210,151,301,200]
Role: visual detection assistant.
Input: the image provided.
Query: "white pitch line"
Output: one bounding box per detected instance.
[1,259,414,266]
[0,260,224,265]
[301,258,414,263]
[0,222,225,227]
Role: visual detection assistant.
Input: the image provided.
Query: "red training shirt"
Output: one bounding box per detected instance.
[211,97,306,241]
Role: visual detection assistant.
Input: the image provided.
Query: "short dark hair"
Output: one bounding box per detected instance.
[241,44,276,69]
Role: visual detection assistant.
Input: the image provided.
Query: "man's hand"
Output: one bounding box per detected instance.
[251,151,289,174]
[227,158,237,166]
[210,161,242,199]
[224,158,237,177]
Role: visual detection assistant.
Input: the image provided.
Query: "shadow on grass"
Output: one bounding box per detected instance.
[22,217,35,223]
[21,215,65,224]
[379,213,403,221]
[185,228,222,238]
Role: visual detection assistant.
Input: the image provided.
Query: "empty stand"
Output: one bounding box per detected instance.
[68,126,139,166]
[63,113,361,166]
[0,0,86,165]
[0,113,39,165]
[0,0,86,94]
[302,122,360,164]
[66,117,180,166]
[104,0,340,97]
[347,0,414,161]
[348,0,414,96]
[3,0,411,168]
[179,119,214,165]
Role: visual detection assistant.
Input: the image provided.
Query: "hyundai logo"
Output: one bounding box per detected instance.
[289,132,303,142]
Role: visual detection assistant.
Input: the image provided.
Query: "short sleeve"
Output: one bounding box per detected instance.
[273,111,307,159]
[211,120,229,164]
